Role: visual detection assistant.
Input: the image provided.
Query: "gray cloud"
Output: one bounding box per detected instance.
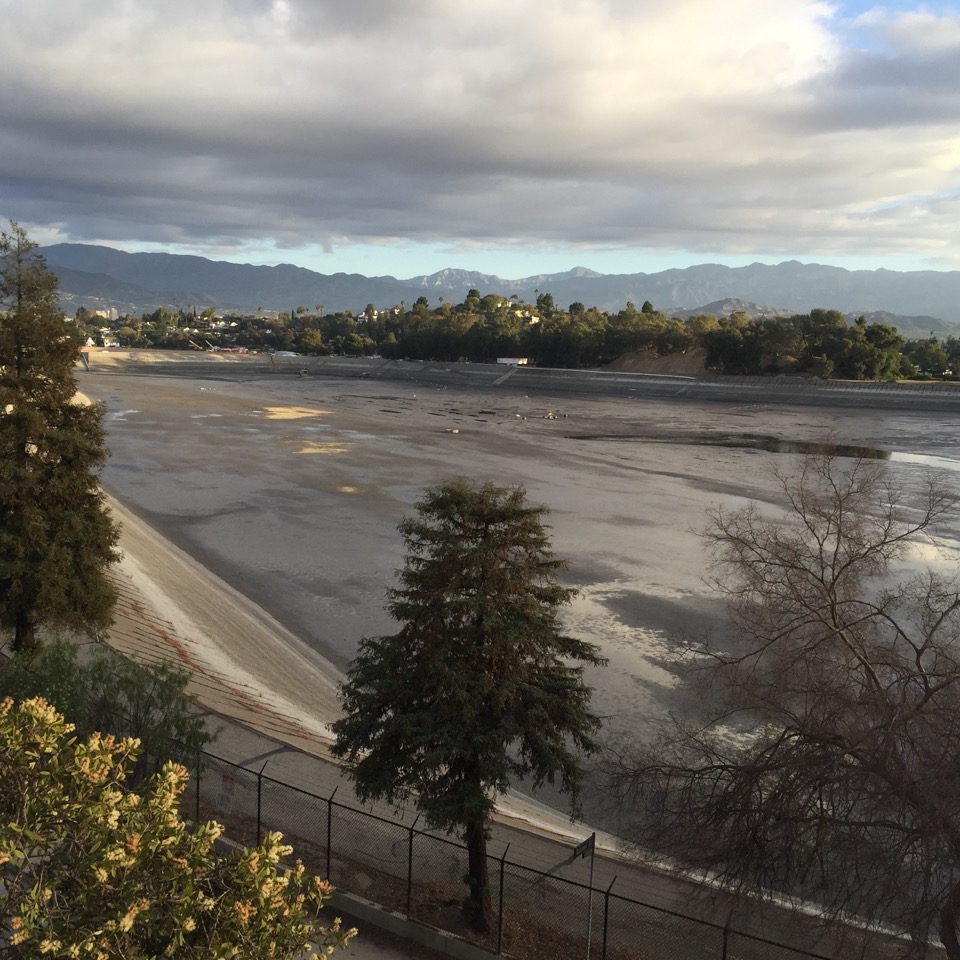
[1,1,959,269]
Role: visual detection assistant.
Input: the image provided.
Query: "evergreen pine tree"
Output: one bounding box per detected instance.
[332,478,605,931]
[0,222,119,652]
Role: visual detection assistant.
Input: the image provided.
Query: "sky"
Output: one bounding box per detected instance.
[2,0,959,279]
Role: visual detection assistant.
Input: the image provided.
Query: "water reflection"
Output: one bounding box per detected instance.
[891,451,960,473]
[574,432,893,459]
[573,432,960,474]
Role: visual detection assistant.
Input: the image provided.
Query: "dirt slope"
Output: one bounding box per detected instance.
[604,346,708,376]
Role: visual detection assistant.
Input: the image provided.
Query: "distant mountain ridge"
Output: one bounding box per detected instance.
[670,298,791,320]
[39,243,960,337]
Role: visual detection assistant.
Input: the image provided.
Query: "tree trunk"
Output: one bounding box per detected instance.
[941,877,960,960]
[463,819,491,933]
[12,606,36,653]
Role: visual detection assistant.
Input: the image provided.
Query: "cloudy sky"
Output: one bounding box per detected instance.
[2,1,959,278]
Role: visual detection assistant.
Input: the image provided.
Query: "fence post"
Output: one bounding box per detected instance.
[406,814,421,920]
[602,876,616,960]
[497,843,511,956]
[326,786,338,881]
[194,749,201,823]
[256,760,268,846]
[585,833,596,960]
[722,911,732,960]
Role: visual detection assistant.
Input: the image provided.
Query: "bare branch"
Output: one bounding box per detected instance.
[603,454,960,957]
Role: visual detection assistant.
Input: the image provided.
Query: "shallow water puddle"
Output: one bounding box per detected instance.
[570,432,893,459]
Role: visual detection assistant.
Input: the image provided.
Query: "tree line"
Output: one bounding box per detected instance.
[79,292,960,380]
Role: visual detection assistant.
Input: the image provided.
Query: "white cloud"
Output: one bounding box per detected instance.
[1,0,958,272]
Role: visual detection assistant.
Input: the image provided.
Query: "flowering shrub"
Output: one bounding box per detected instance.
[0,696,356,958]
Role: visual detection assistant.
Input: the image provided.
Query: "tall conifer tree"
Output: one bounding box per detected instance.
[332,478,604,931]
[0,222,119,652]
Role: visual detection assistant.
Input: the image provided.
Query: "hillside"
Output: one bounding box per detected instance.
[40,244,960,335]
[606,347,709,376]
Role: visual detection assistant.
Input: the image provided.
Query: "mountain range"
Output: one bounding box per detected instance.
[39,243,960,338]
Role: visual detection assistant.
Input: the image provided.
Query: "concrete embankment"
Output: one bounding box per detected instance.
[83,350,960,413]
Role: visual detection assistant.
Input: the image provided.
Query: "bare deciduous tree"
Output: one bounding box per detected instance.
[604,455,960,958]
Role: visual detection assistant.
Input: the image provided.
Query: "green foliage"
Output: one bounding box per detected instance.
[0,696,355,959]
[294,327,329,355]
[828,316,905,379]
[344,294,912,376]
[702,319,763,374]
[903,336,950,377]
[332,479,605,930]
[0,222,120,652]
[0,637,91,722]
[0,636,216,779]
[535,291,556,315]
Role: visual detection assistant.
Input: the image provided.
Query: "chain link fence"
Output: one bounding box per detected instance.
[182,748,885,960]
[0,646,928,960]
